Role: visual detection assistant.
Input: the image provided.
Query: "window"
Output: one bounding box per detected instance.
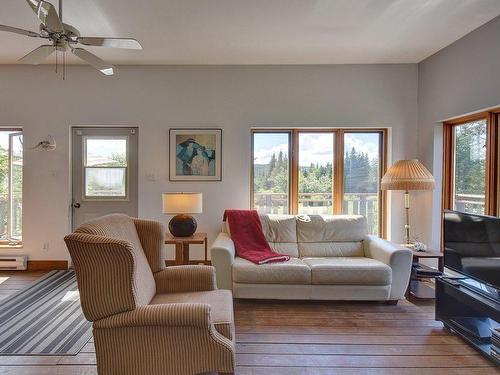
[252,132,290,214]
[453,120,487,214]
[443,110,500,216]
[0,130,23,244]
[251,129,386,236]
[84,137,128,198]
[298,132,334,214]
[343,132,382,235]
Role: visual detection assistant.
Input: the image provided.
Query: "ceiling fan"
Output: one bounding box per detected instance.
[0,0,142,76]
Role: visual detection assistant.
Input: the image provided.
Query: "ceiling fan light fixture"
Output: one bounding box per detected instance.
[0,0,142,78]
[100,68,114,76]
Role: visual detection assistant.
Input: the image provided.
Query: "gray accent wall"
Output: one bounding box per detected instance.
[417,15,500,248]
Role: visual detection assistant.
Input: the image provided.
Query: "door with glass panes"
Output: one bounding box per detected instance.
[71,127,138,229]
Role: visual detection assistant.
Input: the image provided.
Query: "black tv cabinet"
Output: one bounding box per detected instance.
[436,277,500,364]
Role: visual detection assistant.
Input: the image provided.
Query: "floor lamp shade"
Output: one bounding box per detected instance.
[381,159,435,191]
[381,159,435,245]
[162,193,203,237]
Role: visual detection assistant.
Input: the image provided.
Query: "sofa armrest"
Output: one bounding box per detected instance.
[93,303,211,329]
[154,266,217,293]
[363,235,412,300]
[210,232,235,290]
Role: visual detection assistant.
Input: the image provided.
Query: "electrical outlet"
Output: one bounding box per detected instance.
[43,242,49,251]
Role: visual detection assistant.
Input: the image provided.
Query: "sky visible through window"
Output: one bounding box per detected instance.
[253,131,380,165]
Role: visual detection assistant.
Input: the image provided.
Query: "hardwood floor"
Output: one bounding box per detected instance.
[0,271,498,375]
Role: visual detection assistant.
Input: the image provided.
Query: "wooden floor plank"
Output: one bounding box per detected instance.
[236,354,492,368]
[235,318,444,327]
[235,325,451,336]
[0,366,98,375]
[236,343,477,355]
[235,368,500,375]
[236,311,435,320]
[0,356,61,366]
[236,333,464,345]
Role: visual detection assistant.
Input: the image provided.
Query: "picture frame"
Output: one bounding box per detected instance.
[169,128,222,181]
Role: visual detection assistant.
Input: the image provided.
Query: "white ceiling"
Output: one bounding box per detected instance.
[1,0,500,65]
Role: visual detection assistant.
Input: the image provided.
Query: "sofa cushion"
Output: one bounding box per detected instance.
[302,257,391,286]
[150,289,234,340]
[298,241,364,258]
[260,214,297,243]
[232,257,311,284]
[269,242,299,257]
[297,215,367,243]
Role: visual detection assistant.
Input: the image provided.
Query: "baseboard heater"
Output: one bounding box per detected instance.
[0,255,27,270]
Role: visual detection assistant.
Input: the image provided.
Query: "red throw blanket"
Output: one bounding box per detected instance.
[223,209,290,265]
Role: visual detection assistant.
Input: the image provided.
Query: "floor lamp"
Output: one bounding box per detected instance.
[381,159,435,246]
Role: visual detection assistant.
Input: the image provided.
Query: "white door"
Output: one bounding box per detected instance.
[71,127,138,229]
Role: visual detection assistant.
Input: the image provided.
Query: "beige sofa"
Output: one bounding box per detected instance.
[211,214,412,303]
[65,214,235,375]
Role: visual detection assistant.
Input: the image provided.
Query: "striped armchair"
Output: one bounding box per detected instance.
[64,214,235,375]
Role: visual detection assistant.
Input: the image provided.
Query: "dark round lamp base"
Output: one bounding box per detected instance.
[169,214,197,237]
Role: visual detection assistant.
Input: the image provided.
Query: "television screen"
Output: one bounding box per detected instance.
[443,210,500,289]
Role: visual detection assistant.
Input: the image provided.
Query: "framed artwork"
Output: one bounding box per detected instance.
[169,128,222,181]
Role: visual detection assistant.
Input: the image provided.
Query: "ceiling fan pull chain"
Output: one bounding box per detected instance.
[63,51,66,81]
[55,48,58,73]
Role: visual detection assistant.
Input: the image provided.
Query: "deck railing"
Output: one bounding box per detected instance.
[454,193,485,215]
[253,192,379,234]
[0,193,22,241]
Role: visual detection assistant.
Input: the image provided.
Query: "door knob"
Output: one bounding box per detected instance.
[73,202,81,208]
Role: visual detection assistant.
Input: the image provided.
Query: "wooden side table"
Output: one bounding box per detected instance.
[407,249,444,299]
[411,249,444,272]
[165,232,209,266]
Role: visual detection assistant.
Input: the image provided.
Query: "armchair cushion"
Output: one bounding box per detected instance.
[150,289,234,340]
[154,265,217,293]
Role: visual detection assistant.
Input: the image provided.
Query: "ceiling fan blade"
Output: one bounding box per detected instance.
[0,24,40,37]
[19,44,54,64]
[72,48,115,76]
[25,0,64,33]
[77,37,142,50]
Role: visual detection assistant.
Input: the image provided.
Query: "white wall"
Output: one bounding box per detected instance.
[417,15,500,248]
[0,64,418,261]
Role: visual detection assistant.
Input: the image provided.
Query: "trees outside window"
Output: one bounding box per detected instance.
[453,120,487,214]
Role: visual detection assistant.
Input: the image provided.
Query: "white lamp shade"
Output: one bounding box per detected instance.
[162,192,203,214]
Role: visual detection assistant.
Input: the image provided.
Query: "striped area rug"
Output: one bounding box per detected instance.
[0,270,92,355]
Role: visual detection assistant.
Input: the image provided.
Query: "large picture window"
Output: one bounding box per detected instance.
[0,129,23,245]
[443,109,500,216]
[251,129,387,236]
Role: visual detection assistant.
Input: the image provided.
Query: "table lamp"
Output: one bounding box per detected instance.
[162,192,203,237]
[381,159,435,246]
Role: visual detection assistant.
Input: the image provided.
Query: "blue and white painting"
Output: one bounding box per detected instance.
[170,129,222,181]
